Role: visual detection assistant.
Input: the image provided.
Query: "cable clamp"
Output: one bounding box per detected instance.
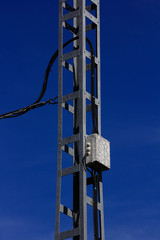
[48,97,58,105]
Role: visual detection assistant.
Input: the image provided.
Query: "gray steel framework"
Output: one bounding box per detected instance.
[55,0,105,239]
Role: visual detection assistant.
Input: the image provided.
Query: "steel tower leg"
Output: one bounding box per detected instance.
[55,0,105,239]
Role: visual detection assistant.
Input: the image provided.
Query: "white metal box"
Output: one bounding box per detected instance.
[86,134,110,171]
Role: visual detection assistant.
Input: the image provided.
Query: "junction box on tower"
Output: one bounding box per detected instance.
[86,134,110,171]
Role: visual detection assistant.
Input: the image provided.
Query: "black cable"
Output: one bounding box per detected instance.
[35,36,80,103]
[70,37,99,238]
[87,167,99,240]
[0,36,97,127]
[0,37,82,120]
[91,54,97,133]
[0,38,80,120]
[0,34,99,238]
[93,172,99,240]
[0,97,58,119]
[83,154,99,240]
[85,38,98,134]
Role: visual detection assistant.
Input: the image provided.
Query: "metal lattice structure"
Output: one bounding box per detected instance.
[55,0,105,239]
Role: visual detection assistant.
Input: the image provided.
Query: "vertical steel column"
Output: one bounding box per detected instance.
[78,0,87,239]
[55,0,105,239]
[55,1,63,239]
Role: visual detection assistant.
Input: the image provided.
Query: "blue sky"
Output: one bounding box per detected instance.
[0,0,160,239]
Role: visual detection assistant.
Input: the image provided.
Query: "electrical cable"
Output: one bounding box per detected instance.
[0,36,97,124]
[83,39,99,239]
[35,36,80,104]
[0,37,79,120]
[70,37,99,238]
[0,97,58,119]
[93,171,99,240]
[0,33,99,238]
[86,165,99,240]
[85,38,98,134]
